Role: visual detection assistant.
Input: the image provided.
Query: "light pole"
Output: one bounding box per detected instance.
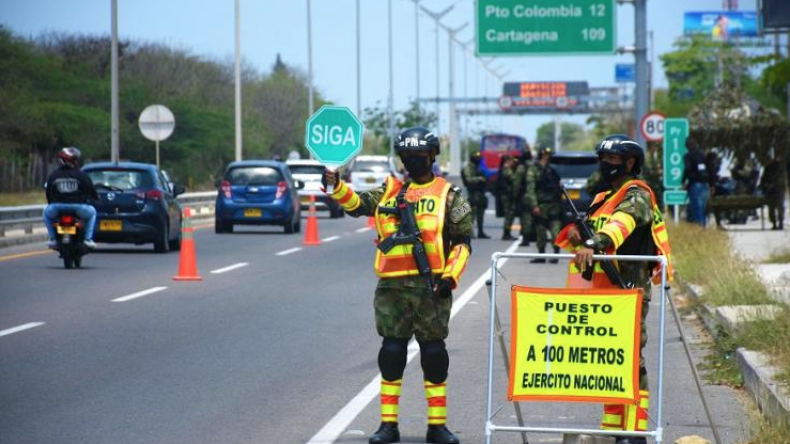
[111,0,119,163]
[307,0,314,116]
[234,0,242,161]
[356,0,361,117]
[413,0,420,101]
[420,4,454,136]
[447,22,468,176]
[388,0,395,157]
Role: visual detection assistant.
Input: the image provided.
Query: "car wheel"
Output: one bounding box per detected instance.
[154,225,170,253]
[169,229,182,251]
[295,216,301,233]
[284,217,295,234]
[215,217,225,234]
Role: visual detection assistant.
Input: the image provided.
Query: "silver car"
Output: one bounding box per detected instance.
[346,155,392,192]
[286,159,344,218]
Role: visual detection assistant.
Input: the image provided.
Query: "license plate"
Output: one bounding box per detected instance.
[57,226,77,235]
[300,196,310,204]
[244,208,262,217]
[99,220,122,231]
[365,177,376,183]
[568,190,581,200]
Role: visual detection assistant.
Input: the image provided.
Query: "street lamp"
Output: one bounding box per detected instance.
[420,4,454,136]
[307,0,314,116]
[234,0,242,161]
[446,21,468,176]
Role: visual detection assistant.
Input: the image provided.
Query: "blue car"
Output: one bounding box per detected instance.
[215,160,303,234]
[83,162,184,253]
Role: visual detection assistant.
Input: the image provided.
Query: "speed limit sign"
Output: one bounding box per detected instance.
[640,111,666,142]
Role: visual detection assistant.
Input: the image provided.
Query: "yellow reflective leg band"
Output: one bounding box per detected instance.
[380,379,402,423]
[424,380,447,426]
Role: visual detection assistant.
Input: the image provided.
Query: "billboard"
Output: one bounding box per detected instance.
[684,12,759,39]
[760,0,790,30]
[615,64,635,83]
[500,81,590,114]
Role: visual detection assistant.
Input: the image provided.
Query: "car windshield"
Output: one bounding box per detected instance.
[226,166,283,186]
[87,169,154,190]
[289,165,325,176]
[351,160,388,173]
[550,157,598,179]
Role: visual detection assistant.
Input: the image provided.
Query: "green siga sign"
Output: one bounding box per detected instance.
[304,106,364,167]
[664,190,688,206]
[475,0,616,56]
[663,118,689,189]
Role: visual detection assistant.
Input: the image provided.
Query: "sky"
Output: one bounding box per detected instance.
[0,0,773,147]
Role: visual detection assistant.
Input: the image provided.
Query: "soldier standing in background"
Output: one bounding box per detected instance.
[461,151,490,239]
[644,142,665,211]
[760,157,786,230]
[498,155,518,240]
[526,147,563,263]
[513,150,534,246]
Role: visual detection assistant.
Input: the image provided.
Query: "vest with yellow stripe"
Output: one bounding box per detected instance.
[563,179,672,289]
[374,176,451,278]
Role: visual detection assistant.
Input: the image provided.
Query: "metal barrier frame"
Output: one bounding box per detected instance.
[485,252,669,444]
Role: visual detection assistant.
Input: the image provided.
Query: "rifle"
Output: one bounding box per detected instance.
[378,183,434,290]
[561,186,631,289]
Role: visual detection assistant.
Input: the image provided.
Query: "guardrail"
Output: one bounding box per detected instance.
[0,191,218,244]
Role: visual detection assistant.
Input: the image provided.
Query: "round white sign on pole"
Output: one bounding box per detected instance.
[640,111,666,142]
[139,104,175,142]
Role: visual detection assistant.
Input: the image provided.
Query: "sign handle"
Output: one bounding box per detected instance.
[326,166,336,195]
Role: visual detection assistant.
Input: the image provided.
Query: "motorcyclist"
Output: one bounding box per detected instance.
[44,147,98,249]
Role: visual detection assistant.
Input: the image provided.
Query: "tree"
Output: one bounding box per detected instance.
[535,121,587,151]
[362,101,437,154]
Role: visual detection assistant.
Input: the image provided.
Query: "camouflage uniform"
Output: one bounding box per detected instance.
[346,181,473,340]
[760,160,787,230]
[585,170,609,198]
[643,148,664,210]
[513,162,534,244]
[499,163,517,238]
[586,184,657,390]
[526,163,563,251]
[461,161,489,237]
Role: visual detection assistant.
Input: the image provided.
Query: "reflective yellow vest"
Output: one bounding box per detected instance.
[374,176,452,278]
[557,179,673,289]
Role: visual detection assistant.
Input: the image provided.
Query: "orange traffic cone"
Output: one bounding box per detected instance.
[173,207,202,281]
[303,195,321,246]
[367,216,376,228]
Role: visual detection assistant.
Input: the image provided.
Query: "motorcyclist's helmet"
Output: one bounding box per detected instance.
[57,147,82,169]
[595,134,644,176]
[396,127,440,156]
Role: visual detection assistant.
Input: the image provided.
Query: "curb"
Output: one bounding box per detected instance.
[676,275,790,429]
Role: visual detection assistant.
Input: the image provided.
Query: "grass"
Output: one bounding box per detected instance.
[0,191,46,207]
[668,221,790,433]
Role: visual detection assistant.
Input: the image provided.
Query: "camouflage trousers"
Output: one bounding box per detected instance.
[517,197,533,239]
[766,194,785,227]
[535,202,563,250]
[374,277,452,341]
[501,193,516,233]
[468,192,488,232]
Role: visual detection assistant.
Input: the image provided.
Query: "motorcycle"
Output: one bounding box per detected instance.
[54,211,88,269]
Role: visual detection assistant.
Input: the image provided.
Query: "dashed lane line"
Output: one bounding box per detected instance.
[276,247,302,256]
[0,250,50,263]
[305,240,522,444]
[210,262,249,274]
[322,236,341,243]
[355,227,372,233]
[0,322,45,338]
[112,286,168,303]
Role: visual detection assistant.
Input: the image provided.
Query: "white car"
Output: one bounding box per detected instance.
[346,155,392,192]
[286,159,344,218]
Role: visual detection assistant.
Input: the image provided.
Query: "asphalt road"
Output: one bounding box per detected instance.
[0,210,751,444]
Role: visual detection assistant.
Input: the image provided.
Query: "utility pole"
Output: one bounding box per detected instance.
[447,22,468,177]
[111,0,119,163]
[420,5,454,137]
[414,0,420,102]
[356,0,361,117]
[388,0,395,157]
[234,0,242,161]
[633,0,648,148]
[307,0,314,116]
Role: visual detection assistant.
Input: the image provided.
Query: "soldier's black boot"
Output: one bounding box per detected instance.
[478,230,491,239]
[426,425,460,444]
[549,246,560,264]
[614,436,646,444]
[369,422,400,444]
[502,231,515,241]
[519,236,530,247]
[530,247,546,263]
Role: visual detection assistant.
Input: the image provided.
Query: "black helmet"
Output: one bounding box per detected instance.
[538,147,553,158]
[396,127,440,156]
[595,134,644,175]
[520,150,532,163]
[469,151,481,162]
[57,147,82,168]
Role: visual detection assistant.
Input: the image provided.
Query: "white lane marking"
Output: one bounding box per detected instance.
[210,262,249,274]
[276,247,302,256]
[306,240,521,444]
[112,286,168,302]
[322,236,341,243]
[0,322,45,338]
[355,227,372,233]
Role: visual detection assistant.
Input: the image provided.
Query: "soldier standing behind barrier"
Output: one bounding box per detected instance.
[513,150,534,246]
[760,157,786,230]
[526,147,562,263]
[498,155,518,240]
[461,151,490,239]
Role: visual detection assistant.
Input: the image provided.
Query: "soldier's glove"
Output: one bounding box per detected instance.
[321,169,341,191]
[433,278,454,299]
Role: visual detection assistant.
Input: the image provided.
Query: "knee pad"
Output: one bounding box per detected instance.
[378,337,408,381]
[419,340,449,384]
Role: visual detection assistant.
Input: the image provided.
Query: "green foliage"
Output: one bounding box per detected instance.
[759,58,790,116]
[362,101,437,154]
[534,121,589,151]
[0,29,323,190]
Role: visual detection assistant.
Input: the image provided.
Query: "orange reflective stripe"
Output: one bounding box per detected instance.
[380,378,402,422]
[331,181,361,211]
[441,244,470,288]
[425,380,447,425]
